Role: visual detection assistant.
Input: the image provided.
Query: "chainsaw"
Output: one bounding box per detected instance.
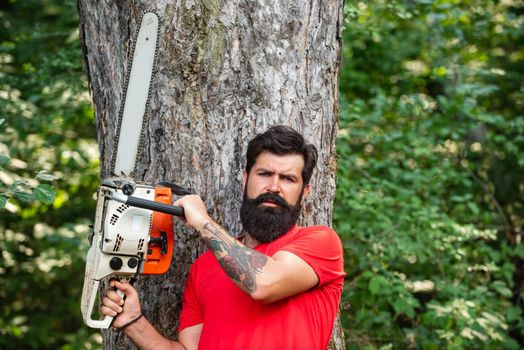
[80,12,187,329]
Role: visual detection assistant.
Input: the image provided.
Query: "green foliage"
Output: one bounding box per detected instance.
[336,1,524,349]
[0,0,100,349]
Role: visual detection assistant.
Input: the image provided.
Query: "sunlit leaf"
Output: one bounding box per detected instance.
[33,184,56,204]
[35,170,58,182]
[0,154,10,166]
[14,190,33,202]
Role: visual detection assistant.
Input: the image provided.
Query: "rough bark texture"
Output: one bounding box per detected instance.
[77,0,344,348]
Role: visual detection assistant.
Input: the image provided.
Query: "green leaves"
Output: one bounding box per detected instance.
[13,190,33,203]
[0,2,99,349]
[35,170,59,182]
[0,154,10,166]
[369,276,390,295]
[392,297,417,319]
[0,164,58,208]
[33,184,55,204]
[337,0,523,348]
[0,195,7,208]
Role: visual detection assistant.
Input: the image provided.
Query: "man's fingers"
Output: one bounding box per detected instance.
[103,296,123,313]
[110,280,137,299]
[100,305,119,317]
[102,279,142,329]
[105,288,125,305]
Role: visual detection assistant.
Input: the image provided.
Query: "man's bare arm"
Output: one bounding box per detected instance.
[122,317,186,350]
[123,320,201,350]
[101,281,201,350]
[201,221,269,294]
[199,220,318,302]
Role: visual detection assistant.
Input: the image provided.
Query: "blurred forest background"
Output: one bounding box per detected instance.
[1,0,522,349]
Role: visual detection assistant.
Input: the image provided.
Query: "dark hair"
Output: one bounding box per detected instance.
[245,125,318,185]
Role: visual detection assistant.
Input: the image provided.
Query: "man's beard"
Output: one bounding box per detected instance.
[240,189,302,244]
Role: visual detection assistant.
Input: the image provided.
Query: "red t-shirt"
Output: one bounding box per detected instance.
[179,225,345,350]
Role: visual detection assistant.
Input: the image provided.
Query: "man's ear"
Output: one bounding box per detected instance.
[301,184,311,203]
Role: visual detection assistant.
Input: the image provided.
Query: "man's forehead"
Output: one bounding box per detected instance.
[251,152,304,172]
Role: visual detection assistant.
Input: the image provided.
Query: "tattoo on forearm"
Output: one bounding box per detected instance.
[203,223,268,293]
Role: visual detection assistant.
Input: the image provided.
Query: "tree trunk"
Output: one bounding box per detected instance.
[77,0,344,349]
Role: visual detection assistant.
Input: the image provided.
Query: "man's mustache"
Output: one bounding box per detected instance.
[253,193,290,208]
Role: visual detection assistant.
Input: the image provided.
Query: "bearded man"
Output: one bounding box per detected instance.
[101,125,345,350]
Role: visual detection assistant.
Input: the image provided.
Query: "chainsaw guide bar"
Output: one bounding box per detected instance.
[111,11,160,177]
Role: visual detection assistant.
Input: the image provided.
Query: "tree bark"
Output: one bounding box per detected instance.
[77,0,344,349]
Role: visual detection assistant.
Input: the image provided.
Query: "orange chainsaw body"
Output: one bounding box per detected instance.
[143,187,174,274]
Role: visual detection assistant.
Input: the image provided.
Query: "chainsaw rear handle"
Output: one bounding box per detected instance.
[111,192,185,217]
[82,278,126,329]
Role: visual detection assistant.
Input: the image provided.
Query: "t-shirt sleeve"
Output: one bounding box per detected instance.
[279,226,345,287]
[178,264,204,332]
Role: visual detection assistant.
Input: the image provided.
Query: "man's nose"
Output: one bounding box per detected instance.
[266,175,281,193]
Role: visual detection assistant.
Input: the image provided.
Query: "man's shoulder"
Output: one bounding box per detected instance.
[297,225,337,235]
[293,225,341,244]
[274,225,342,252]
[279,225,345,285]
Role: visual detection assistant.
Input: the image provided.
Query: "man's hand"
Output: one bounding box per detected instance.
[100,280,197,349]
[100,280,141,328]
[173,195,212,230]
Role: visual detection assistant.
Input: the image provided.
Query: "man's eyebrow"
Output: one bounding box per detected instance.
[281,173,299,181]
[255,168,299,180]
[256,167,274,173]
